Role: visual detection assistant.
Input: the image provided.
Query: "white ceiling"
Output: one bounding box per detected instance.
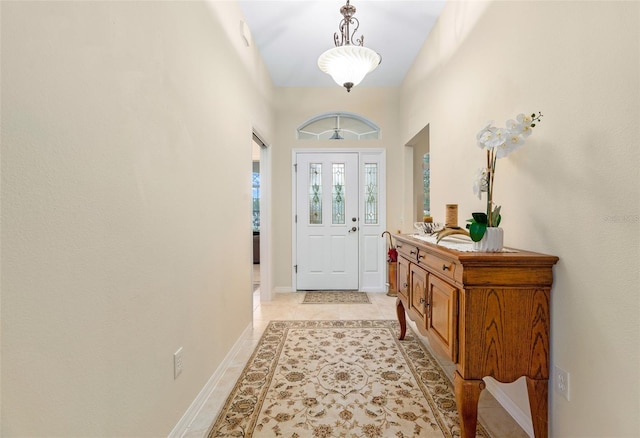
[237,0,446,88]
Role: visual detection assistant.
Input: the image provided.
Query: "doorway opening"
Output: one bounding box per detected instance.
[406,124,430,222]
[252,132,271,302]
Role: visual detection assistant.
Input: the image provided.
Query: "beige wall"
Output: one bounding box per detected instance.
[3,0,639,436]
[1,1,273,436]
[401,1,640,436]
[271,87,404,290]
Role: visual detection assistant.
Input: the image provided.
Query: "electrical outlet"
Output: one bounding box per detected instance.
[174,347,184,379]
[554,365,570,401]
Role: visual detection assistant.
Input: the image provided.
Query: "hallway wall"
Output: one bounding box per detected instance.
[1,1,273,436]
[400,1,640,436]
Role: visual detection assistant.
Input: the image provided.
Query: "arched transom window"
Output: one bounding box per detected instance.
[297,112,380,140]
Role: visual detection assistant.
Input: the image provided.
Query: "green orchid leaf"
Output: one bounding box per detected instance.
[471,212,487,224]
[495,214,502,227]
[489,206,501,227]
[468,222,487,242]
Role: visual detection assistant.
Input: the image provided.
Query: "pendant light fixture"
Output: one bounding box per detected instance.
[317,0,381,93]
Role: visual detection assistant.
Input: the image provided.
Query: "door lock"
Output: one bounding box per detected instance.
[348,226,358,233]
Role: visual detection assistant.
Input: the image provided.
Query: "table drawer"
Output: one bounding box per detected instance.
[418,251,458,281]
[396,241,419,261]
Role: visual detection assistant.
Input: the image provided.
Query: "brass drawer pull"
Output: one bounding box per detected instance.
[410,250,417,255]
[442,264,451,271]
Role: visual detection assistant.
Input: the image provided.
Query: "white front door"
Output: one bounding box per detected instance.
[295,153,359,290]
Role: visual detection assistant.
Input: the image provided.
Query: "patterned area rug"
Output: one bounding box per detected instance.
[302,291,371,304]
[207,320,491,438]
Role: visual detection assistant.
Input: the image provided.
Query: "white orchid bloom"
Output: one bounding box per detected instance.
[483,127,508,149]
[473,168,489,199]
[516,113,533,126]
[495,132,524,158]
[506,118,530,138]
[519,124,533,137]
[506,119,519,130]
[476,122,494,148]
[506,131,525,147]
[516,114,535,137]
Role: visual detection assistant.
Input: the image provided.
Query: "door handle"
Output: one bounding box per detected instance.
[348,226,358,233]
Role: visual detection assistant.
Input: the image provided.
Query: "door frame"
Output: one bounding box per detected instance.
[291,148,387,292]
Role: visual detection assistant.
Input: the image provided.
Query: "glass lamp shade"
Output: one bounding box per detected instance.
[317,45,381,92]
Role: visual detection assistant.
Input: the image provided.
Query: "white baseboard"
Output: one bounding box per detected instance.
[483,378,535,438]
[168,323,253,438]
[361,287,386,293]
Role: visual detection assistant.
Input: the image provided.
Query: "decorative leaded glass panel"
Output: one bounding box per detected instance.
[423,153,430,217]
[332,163,345,224]
[252,172,260,231]
[309,163,322,224]
[364,163,378,224]
[297,113,381,140]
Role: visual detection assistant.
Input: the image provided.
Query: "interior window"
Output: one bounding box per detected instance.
[297,112,380,140]
[407,124,430,221]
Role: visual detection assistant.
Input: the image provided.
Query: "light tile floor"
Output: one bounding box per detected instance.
[183,285,529,438]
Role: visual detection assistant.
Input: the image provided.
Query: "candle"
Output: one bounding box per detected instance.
[445,204,458,228]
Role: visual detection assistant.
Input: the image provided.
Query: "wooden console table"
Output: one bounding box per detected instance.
[394,234,558,438]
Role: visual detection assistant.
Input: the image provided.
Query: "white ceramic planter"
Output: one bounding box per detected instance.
[473,227,504,252]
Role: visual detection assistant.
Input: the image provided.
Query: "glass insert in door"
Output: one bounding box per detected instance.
[309,163,322,224]
[332,163,345,224]
[364,163,378,224]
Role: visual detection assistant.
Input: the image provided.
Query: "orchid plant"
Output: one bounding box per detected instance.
[466,112,543,242]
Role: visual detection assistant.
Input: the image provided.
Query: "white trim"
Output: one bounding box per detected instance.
[258,141,272,302]
[483,378,535,438]
[291,153,298,291]
[168,323,253,438]
[360,285,386,292]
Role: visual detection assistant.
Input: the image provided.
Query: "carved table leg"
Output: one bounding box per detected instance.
[526,377,549,438]
[454,371,485,438]
[396,297,406,340]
